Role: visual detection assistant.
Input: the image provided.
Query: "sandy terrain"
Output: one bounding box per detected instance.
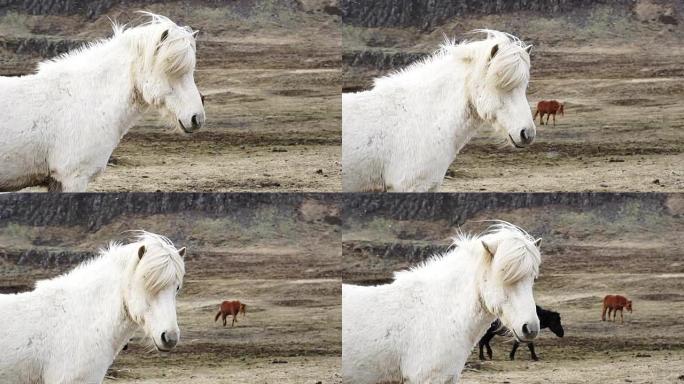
[342,3,683,192]
[342,193,684,383]
[0,1,342,192]
[0,195,342,383]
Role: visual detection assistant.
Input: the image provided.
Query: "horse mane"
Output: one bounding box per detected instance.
[393,221,540,284]
[373,29,531,92]
[480,221,541,284]
[36,12,197,77]
[34,231,184,296]
[129,230,185,295]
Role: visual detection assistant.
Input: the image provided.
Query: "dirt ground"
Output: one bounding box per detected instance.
[0,196,342,383]
[342,194,684,383]
[342,3,683,192]
[0,2,342,192]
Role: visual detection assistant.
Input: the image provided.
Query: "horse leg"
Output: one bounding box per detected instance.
[545,114,550,126]
[552,113,556,127]
[222,313,227,327]
[620,309,624,324]
[479,342,486,361]
[232,315,236,327]
[602,304,607,321]
[58,175,90,192]
[485,342,493,360]
[529,343,539,361]
[510,341,520,360]
[539,112,544,125]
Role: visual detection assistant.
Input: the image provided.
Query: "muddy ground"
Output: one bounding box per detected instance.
[0,196,342,383]
[342,193,684,383]
[0,1,341,192]
[342,2,683,192]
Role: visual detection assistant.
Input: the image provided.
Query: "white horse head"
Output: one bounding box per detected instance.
[476,222,542,342]
[464,30,536,148]
[124,12,205,133]
[123,232,186,351]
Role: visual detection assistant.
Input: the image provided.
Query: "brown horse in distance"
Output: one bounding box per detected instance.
[602,295,632,324]
[534,100,564,126]
[214,300,247,327]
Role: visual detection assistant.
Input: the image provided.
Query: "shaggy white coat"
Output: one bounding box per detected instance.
[0,232,186,384]
[342,30,535,192]
[342,222,542,383]
[0,13,205,192]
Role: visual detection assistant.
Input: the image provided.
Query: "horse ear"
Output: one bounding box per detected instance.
[138,245,146,259]
[481,240,496,258]
[160,29,169,44]
[534,238,542,248]
[178,247,186,258]
[525,45,532,54]
[490,44,499,60]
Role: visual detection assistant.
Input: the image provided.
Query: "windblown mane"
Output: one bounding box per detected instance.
[480,221,541,283]
[34,231,185,295]
[373,29,531,92]
[36,12,197,77]
[393,221,540,284]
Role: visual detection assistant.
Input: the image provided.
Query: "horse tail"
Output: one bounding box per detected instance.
[214,309,222,322]
[533,109,539,119]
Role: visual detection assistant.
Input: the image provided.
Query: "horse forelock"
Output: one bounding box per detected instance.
[475,30,531,91]
[130,231,185,295]
[130,12,197,77]
[481,221,540,284]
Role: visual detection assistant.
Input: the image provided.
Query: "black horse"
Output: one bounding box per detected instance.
[478,305,564,361]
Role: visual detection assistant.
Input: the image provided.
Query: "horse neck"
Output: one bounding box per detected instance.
[36,36,144,137]
[396,249,494,344]
[42,250,139,353]
[376,52,483,147]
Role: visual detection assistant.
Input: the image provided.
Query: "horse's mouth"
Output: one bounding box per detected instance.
[154,342,172,353]
[508,134,526,149]
[178,119,194,134]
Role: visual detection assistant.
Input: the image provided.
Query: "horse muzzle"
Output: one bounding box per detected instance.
[178,113,204,133]
[157,330,179,351]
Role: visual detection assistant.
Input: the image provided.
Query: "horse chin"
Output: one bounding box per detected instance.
[176,120,194,134]
[507,134,525,149]
[153,340,172,353]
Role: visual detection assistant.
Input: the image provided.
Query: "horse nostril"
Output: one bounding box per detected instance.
[522,323,538,338]
[520,128,535,145]
[161,332,167,344]
[191,114,200,129]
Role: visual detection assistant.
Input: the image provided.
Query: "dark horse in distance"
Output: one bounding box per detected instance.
[479,305,564,361]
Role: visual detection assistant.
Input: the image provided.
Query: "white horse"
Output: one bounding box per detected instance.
[0,13,205,192]
[342,222,542,383]
[0,231,186,384]
[342,30,536,192]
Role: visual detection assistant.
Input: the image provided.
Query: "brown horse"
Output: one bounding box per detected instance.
[214,300,247,327]
[602,295,632,324]
[534,100,564,127]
